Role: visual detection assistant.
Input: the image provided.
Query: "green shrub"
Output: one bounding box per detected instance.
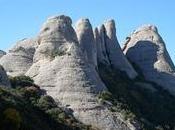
[9,75,34,88]
[37,95,57,111]
[51,50,66,57]
[2,108,22,130]
[98,91,113,101]
[46,108,68,123]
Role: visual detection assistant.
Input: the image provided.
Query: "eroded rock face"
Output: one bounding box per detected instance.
[0,50,6,58]
[0,38,38,76]
[75,19,97,68]
[95,25,111,65]
[0,65,11,87]
[94,20,137,79]
[103,20,137,79]
[26,15,132,130]
[123,25,175,94]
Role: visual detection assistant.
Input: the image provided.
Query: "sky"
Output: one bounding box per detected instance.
[0,0,175,63]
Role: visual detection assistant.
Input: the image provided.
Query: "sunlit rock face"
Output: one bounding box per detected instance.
[0,50,6,58]
[0,38,38,76]
[75,18,97,68]
[26,15,132,130]
[0,65,11,87]
[123,25,175,95]
[94,20,138,79]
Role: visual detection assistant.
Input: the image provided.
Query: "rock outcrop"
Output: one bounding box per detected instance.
[75,19,97,68]
[94,20,137,79]
[94,25,111,65]
[0,65,11,87]
[0,50,6,58]
[0,38,38,76]
[123,25,175,95]
[26,15,132,130]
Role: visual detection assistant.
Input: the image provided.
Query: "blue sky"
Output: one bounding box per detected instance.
[0,0,175,63]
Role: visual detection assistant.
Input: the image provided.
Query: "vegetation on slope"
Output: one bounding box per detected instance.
[0,75,97,130]
[98,63,175,130]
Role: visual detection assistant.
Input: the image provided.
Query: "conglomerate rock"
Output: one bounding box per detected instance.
[0,38,38,76]
[123,25,175,95]
[75,19,97,68]
[94,20,137,79]
[26,15,133,130]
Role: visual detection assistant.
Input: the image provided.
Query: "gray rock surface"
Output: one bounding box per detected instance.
[26,15,133,130]
[0,50,6,58]
[94,25,110,65]
[94,21,137,79]
[103,20,137,79]
[0,38,38,76]
[0,65,11,87]
[75,19,97,68]
[123,24,175,95]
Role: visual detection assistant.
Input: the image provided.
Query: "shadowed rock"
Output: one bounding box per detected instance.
[26,15,132,130]
[0,50,6,58]
[0,65,11,87]
[123,24,175,95]
[94,25,111,65]
[0,38,38,76]
[103,20,138,79]
[75,18,97,68]
[94,20,137,79]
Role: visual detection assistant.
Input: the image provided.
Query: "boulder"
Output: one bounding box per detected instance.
[123,25,175,95]
[26,15,132,130]
[0,38,38,76]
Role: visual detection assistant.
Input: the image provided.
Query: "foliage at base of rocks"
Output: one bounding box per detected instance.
[0,76,98,130]
[98,63,175,130]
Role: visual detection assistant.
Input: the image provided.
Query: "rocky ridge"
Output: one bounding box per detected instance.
[0,15,175,130]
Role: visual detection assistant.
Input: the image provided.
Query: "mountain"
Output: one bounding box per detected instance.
[123,25,175,95]
[0,15,175,130]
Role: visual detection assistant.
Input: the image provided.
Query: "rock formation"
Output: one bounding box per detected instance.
[94,25,111,65]
[26,15,132,130]
[123,25,175,95]
[94,20,137,79]
[75,19,97,68]
[0,50,6,58]
[0,65,11,87]
[2,14,175,129]
[0,38,38,76]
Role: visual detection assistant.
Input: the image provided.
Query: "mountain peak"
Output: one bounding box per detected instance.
[133,24,158,34]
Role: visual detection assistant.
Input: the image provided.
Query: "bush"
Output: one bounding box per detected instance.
[9,75,34,88]
[37,95,57,111]
[51,50,66,57]
[98,91,113,102]
[1,108,22,130]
